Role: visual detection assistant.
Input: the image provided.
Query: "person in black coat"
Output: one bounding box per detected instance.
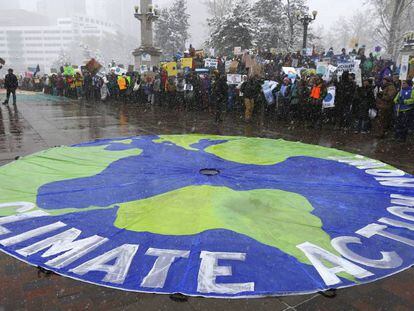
[353,78,375,133]
[212,71,228,122]
[3,68,18,105]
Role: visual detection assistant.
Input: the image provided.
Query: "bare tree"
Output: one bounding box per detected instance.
[203,0,234,18]
[369,0,414,57]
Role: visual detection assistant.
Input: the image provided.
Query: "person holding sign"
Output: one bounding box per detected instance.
[393,79,414,142]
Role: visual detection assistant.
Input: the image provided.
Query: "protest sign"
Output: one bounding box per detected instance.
[204,58,218,69]
[270,48,277,55]
[225,60,232,72]
[336,62,356,75]
[323,86,336,108]
[400,55,410,81]
[184,84,194,91]
[64,66,75,76]
[316,62,328,76]
[282,67,297,79]
[262,81,278,105]
[227,74,242,85]
[292,58,299,68]
[164,62,178,76]
[209,48,215,57]
[181,58,193,69]
[86,58,102,75]
[195,50,205,58]
[234,47,242,55]
[111,67,127,75]
[195,68,209,74]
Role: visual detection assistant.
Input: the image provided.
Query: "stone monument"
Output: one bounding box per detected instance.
[133,0,162,70]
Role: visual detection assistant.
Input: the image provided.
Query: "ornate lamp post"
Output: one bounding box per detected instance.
[132,0,162,70]
[297,10,318,54]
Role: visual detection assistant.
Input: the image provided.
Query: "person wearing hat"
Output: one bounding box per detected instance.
[2,68,18,106]
[393,79,414,142]
[373,75,397,138]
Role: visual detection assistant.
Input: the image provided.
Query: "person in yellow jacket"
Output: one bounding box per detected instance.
[117,74,129,99]
[74,72,84,99]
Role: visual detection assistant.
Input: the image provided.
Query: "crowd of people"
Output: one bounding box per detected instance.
[2,46,414,142]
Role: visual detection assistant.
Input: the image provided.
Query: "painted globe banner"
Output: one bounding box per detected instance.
[0,135,413,298]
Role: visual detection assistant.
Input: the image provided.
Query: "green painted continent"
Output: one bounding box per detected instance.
[115,185,339,265]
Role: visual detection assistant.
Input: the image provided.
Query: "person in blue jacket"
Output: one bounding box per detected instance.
[394,79,414,142]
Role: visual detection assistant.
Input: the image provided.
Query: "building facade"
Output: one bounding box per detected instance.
[0,13,118,73]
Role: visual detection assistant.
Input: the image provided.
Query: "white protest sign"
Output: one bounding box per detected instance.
[262,81,278,105]
[209,48,215,57]
[204,58,218,69]
[184,84,194,91]
[282,67,297,79]
[354,60,362,87]
[234,47,242,55]
[317,62,328,76]
[292,59,299,68]
[400,55,410,81]
[227,74,242,85]
[323,86,336,108]
[225,60,232,72]
[336,62,356,74]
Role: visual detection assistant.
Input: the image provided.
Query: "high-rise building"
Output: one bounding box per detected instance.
[37,0,86,18]
[0,0,21,10]
[0,13,118,73]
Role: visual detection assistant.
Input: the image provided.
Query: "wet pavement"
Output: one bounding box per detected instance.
[0,90,413,311]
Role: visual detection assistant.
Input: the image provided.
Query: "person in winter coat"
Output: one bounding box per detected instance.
[393,79,414,142]
[308,75,327,127]
[212,71,228,122]
[334,71,357,129]
[277,77,292,121]
[353,78,376,133]
[374,76,398,138]
[241,76,261,122]
[2,68,18,105]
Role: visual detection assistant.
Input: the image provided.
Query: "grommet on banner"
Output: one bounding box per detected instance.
[319,289,337,298]
[169,293,189,302]
[37,266,55,278]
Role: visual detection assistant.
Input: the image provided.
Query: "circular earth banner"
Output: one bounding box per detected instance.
[0,135,414,298]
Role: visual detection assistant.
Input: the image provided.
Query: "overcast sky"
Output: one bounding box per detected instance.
[20,0,364,46]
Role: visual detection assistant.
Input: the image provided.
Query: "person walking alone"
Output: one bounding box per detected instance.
[2,68,18,106]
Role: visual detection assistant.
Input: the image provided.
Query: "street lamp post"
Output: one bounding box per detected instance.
[297,10,318,54]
